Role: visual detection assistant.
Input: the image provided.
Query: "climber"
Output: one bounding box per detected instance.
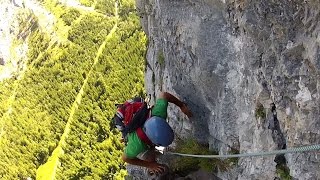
[121,92,193,174]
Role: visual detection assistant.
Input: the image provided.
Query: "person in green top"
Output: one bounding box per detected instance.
[122,92,193,174]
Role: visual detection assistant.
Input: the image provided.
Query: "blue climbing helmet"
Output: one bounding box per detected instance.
[143,116,174,146]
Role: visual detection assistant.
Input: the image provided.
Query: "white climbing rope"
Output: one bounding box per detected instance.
[166,144,320,158]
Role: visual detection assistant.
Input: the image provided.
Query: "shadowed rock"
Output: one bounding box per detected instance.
[0,57,4,65]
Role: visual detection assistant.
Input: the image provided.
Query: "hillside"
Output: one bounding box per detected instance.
[0,0,146,179]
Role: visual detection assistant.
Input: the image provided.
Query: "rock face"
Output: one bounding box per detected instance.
[138,0,320,179]
[0,0,30,81]
[0,58,4,65]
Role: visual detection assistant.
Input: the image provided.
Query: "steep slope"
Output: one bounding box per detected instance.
[36,3,119,179]
[139,0,320,179]
[0,0,146,179]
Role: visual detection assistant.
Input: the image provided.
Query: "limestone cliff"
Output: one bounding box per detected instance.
[138,0,320,179]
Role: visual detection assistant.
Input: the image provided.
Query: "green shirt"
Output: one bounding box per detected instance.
[124,132,148,158]
[124,99,168,158]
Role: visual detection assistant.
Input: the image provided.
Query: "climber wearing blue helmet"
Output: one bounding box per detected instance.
[122,92,193,174]
[143,116,174,147]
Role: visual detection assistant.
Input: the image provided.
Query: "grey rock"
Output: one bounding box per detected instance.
[178,169,221,180]
[0,57,4,65]
[139,0,320,179]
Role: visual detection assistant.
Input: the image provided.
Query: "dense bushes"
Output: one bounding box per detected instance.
[119,0,136,19]
[60,8,81,26]
[95,0,116,15]
[0,0,146,179]
[56,9,146,179]
[79,0,95,7]
[27,29,50,64]
[68,14,116,50]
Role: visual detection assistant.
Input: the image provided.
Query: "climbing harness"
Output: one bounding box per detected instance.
[166,144,320,158]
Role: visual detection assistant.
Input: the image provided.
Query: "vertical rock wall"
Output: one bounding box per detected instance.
[138,0,320,179]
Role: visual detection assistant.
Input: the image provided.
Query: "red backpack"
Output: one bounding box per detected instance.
[113,97,153,145]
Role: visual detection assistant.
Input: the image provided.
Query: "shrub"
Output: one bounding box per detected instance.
[276,163,292,180]
[60,8,81,26]
[255,103,266,119]
[171,138,229,176]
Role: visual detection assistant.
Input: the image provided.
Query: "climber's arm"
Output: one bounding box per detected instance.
[158,92,193,118]
[122,154,164,173]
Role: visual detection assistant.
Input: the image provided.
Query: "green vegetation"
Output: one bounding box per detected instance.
[157,51,165,66]
[60,8,81,26]
[79,0,95,7]
[0,0,146,179]
[171,139,230,176]
[255,103,266,119]
[118,0,136,19]
[276,164,292,180]
[95,0,116,15]
[226,148,239,166]
[27,29,51,65]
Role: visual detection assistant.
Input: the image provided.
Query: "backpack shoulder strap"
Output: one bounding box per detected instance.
[136,127,153,145]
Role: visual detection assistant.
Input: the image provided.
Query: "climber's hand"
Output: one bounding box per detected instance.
[180,103,193,118]
[147,162,165,175]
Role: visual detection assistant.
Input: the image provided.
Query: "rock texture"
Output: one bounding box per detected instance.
[0,58,4,65]
[0,0,30,81]
[138,0,320,179]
